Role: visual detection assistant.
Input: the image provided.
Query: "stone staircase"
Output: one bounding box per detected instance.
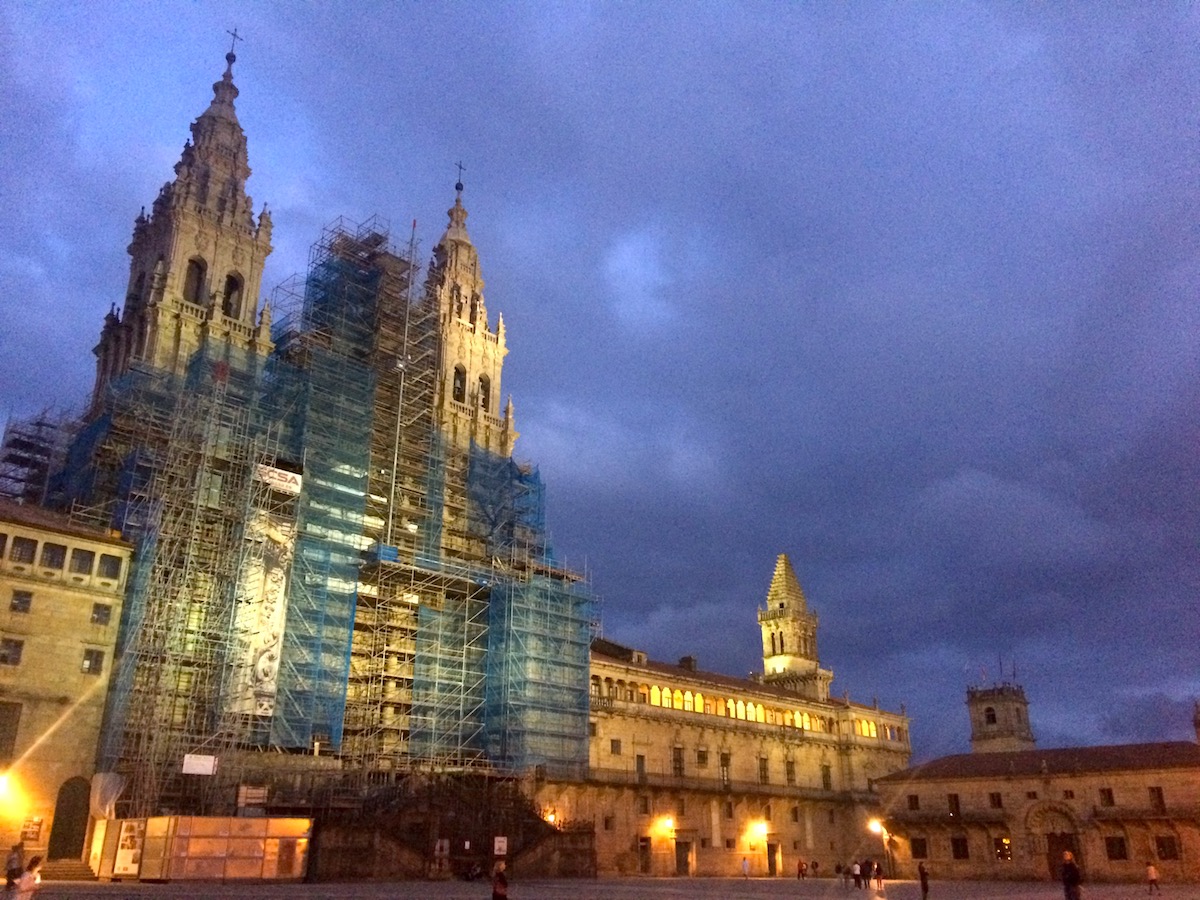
[39,858,97,881]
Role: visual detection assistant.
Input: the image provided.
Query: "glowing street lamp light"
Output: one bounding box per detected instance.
[867,818,893,877]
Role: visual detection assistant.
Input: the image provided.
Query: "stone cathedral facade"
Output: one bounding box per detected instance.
[2,49,915,879]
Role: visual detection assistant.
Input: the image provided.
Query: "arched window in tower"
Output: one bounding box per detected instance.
[770,633,776,656]
[183,258,207,305]
[985,706,997,725]
[478,375,491,412]
[222,272,244,319]
[470,292,481,326]
[779,633,785,653]
[451,284,463,318]
[452,365,467,404]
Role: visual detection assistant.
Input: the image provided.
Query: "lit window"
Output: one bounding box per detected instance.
[9,591,31,614]
[82,649,105,675]
[673,689,683,710]
[683,691,693,711]
[994,837,1012,861]
[69,548,95,575]
[650,686,661,706]
[694,691,704,713]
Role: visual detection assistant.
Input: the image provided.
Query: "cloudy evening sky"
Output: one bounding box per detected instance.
[2,3,1197,761]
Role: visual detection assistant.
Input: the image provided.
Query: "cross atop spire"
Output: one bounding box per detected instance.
[226,27,243,57]
[455,161,466,194]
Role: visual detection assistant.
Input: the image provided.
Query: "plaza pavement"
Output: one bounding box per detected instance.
[30,877,1183,900]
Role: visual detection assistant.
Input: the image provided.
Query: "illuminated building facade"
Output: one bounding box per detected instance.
[875,685,1200,884]
[535,555,910,877]
[52,48,590,827]
[23,46,914,882]
[0,500,131,861]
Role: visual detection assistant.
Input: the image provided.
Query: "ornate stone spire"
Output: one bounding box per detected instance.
[90,42,273,408]
[441,178,472,247]
[765,554,808,612]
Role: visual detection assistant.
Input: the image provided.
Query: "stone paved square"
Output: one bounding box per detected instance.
[33,878,1184,900]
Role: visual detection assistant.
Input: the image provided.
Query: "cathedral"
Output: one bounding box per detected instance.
[0,49,912,881]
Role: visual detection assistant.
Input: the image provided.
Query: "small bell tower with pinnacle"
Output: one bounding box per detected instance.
[967,679,1037,753]
[424,173,516,456]
[91,35,274,408]
[757,554,834,700]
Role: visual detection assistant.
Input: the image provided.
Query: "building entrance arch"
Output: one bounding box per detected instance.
[48,776,90,859]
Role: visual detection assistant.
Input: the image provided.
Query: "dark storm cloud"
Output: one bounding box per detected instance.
[2,3,1196,760]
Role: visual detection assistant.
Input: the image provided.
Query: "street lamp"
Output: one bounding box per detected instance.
[867,818,893,878]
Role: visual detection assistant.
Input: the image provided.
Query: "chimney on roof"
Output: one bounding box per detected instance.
[679,656,696,671]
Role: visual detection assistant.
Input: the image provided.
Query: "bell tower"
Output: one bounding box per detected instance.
[967,682,1036,753]
[757,554,833,700]
[425,180,516,456]
[92,47,273,407]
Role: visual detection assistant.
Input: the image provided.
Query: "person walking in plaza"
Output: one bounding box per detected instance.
[741,856,750,878]
[851,860,861,888]
[4,843,23,892]
[1146,860,1160,894]
[918,861,929,900]
[1061,850,1082,900]
[490,859,507,900]
[12,856,39,900]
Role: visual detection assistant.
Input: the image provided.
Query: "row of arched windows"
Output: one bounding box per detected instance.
[590,675,835,733]
[767,629,815,658]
